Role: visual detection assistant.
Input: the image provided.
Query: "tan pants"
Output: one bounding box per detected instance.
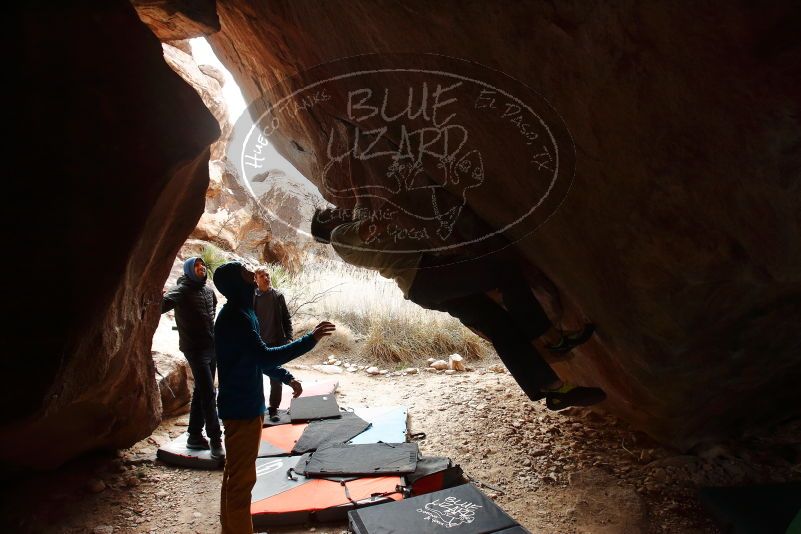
[220,416,263,534]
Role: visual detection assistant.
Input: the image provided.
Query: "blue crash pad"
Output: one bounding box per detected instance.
[349,405,408,445]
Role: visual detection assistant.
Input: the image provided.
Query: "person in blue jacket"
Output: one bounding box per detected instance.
[213,260,335,534]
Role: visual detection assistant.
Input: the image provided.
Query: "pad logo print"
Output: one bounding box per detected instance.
[229,53,575,260]
[416,496,482,528]
[256,459,284,478]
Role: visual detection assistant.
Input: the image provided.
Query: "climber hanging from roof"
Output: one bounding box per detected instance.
[310,205,605,411]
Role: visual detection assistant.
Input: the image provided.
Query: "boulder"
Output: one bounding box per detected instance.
[161,42,230,160]
[131,0,219,41]
[205,0,801,448]
[449,354,466,372]
[4,0,219,471]
[430,360,449,371]
[153,351,193,419]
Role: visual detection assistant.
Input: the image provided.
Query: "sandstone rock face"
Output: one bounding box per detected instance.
[132,0,219,41]
[189,159,273,257]
[206,1,801,448]
[5,1,219,471]
[159,41,313,263]
[153,351,193,419]
[161,42,230,160]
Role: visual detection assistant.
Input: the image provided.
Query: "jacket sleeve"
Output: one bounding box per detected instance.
[161,285,182,313]
[278,293,293,340]
[264,366,295,384]
[244,323,317,373]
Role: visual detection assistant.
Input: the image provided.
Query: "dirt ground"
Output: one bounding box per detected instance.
[3,353,799,534]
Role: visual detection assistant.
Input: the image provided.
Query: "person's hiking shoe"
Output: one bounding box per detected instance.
[545,385,606,411]
[547,324,596,354]
[210,439,225,460]
[186,434,210,450]
[268,407,280,423]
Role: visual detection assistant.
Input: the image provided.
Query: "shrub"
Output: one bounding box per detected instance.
[281,255,490,364]
[264,262,291,289]
[199,243,228,275]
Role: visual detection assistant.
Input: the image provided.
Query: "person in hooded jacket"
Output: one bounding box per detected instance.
[161,257,224,458]
[253,265,303,422]
[213,261,335,534]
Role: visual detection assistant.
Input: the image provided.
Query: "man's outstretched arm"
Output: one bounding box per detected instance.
[245,321,336,373]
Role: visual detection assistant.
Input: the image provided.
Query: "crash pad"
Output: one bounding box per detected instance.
[292,412,372,454]
[350,405,408,445]
[251,456,403,527]
[262,409,292,427]
[156,432,223,469]
[258,423,308,457]
[259,404,408,457]
[289,394,341,422]
[294,442,419,477]
[262,379,339,427]
[348,483,529,533]
[406,457,466,496]
[261,378,338,412]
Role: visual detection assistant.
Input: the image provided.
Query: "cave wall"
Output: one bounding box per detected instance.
[3,0,219,471]
[200,1,801,448]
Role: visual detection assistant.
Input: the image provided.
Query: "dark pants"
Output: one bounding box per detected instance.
[409,252,559,398]
[183,347,222,440]
[266,342,285,411]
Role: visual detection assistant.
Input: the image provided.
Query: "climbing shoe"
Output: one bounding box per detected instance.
[210,439,226,460]
[186,434,210,450]
[545,385,606,411]
[547,324,596,354]
[268,407,280,423]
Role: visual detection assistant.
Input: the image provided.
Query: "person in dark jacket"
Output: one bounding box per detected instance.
[213,261,335,534]
[161,257,224,458]
[253,265,302,422]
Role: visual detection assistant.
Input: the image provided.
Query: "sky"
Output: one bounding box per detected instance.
[187,37,322,230]
[189,37,247,124]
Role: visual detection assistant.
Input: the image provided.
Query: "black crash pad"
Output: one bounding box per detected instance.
[289,394,341,422]
[348,483,530,533]
[292,412,372,454]
[294,442,419,477]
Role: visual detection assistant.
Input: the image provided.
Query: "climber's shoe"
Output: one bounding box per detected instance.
[547,324,596,354]
[210,439,226,460]
[186,434,210,450]
[268,407,280,423]
[544,385,606,411]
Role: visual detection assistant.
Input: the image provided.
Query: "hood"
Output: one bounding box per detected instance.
[183,257,206,284]
[213,261,255,308]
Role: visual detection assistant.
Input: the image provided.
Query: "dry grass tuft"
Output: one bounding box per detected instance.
[283,255,490,364]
